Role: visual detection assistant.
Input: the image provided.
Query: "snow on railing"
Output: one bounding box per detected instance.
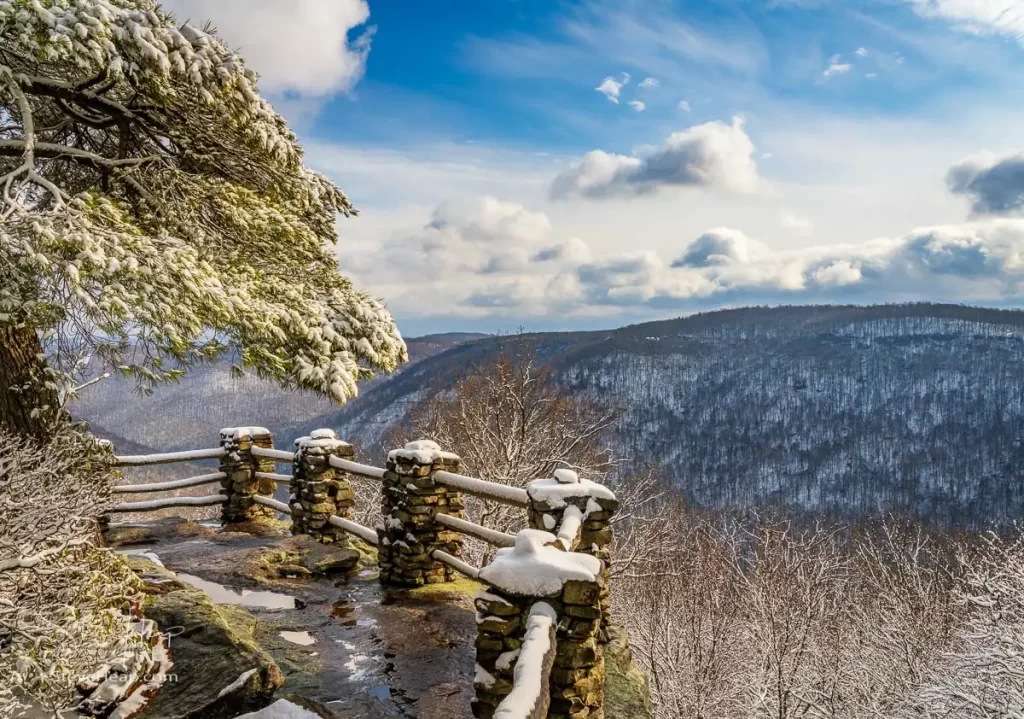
[436,513,516,548]
[494,603,557,719]
[111,471,227,494]
[114,447,226,466]
[253,471,291,483]
[108,494,228,513]
[327,515,379,546]
[432,549,481,580]
[433,470,530,508]
[250,446,294,462]
[554,505,583,551]
[328,454,386,480]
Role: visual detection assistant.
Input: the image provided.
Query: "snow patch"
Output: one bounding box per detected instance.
[235,698,325,719]
[527,476,616,509]
[494,603,557,719]
[217,668,257,698]
[496,648,521,671]
[478,530,601,596]
[220,426,270,440]
[388,439,460,465]
[474,663,497,688]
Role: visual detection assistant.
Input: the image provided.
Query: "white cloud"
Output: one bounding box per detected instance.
[161,0,373,96]
[629,100,647,112]
[823,55,853,78]
[780,210,814,233]
[639,77,660,88]
[901,0,1024,42]
[678,99,692,112]
[595,73,630,103]
[551,117,763,200]
[855,46,869,57]
[866,72,879,79]
[356,202,1024,319]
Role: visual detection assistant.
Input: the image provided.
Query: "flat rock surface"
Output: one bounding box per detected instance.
[111,521,477,718]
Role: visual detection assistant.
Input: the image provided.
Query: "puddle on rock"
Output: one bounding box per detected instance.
[176,573,295,609]
[368,685,392,700]
[279,630,316,646]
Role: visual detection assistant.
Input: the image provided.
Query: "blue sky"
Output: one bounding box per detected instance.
[163,0,1024,336]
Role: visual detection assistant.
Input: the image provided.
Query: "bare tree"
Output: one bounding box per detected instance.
[915,530,1024,717]
[397,337,618,562]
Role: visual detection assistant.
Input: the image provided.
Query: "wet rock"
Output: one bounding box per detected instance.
[103,517,214,547]
[131,558,284,718]
[301,544,360,577]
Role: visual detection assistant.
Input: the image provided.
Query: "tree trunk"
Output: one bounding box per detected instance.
[0,323,59,439]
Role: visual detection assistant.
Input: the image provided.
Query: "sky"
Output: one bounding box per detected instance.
[161,0,1024,336]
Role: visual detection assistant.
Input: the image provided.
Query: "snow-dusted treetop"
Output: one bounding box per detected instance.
[0,0,406,405]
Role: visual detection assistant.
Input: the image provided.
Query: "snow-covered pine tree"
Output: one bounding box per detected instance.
[0,0,406,438]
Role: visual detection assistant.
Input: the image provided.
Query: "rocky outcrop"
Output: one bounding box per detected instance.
[127,557,284,718]
[604,625,653,719]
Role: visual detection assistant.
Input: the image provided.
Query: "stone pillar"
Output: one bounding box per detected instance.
[219,426,276,524]
[290,429,356,543]
[377,440,465,587]
[474,530,607,719]
[527,469,619,642]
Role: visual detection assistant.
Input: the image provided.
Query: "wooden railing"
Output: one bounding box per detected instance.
[107,427,618,718]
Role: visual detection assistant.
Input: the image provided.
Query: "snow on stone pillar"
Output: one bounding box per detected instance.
[291,429,356,543]
[377,440,465,587]
[474,530,606,719]
[527,469,619,644]
[219,426,275,524]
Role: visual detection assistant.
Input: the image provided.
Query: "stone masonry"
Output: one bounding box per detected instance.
[377,440,466,587]
[527,469,619,642]
[474,530,607,719]
[291,429,356,544]
[219,426,276,524]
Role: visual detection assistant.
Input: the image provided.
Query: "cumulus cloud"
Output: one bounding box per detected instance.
[639,77,660,88]
[628,100,647,112]
[678,100,691,112]
[947,152,1024,216]
[551,117,763,200]
[855,47,868,57]
[672,228,773,267]
[162,0,373,96]
[901,0,1024,42]
[595,73,630,103]
[343,192,1024,321]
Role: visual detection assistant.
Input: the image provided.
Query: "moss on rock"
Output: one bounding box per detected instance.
[604,625,653,719]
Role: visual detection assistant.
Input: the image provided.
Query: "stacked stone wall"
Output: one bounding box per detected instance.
[377,441,466,587]
[291,429,356,544]
[219,427,276,524]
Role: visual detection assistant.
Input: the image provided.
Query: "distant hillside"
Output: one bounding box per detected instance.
[328,304,1024,528]
[73,332,488,454]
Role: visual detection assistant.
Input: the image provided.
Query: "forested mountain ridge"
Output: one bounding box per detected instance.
[76,304,1024,527]
[73,332,487,456]
[330,304,1024,527]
